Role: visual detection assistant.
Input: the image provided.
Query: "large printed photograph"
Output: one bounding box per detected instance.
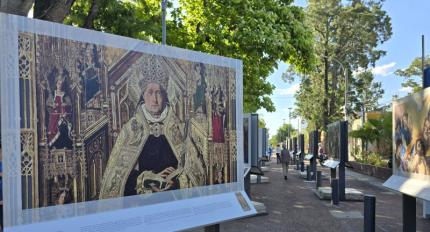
[308,131,314,155]
[326,122,340,160]
[17,32,238,209]
[393,90,430,176]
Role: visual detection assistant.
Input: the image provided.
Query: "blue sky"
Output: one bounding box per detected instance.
[258,0,430,137]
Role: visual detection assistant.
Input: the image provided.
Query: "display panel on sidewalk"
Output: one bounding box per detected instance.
[0,13,255,231]
[384,88,430,200]
[326,121,341,160]
[243,114,251,170]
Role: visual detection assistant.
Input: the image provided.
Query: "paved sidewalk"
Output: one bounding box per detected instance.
[201,159,430,232]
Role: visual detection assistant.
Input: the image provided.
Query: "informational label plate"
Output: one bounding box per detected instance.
[323,160,340,169]
[304,154,314,160]
[7,191,256,232]
[383,175,430,201]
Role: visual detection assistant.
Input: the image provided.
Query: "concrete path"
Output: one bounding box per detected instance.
[194,159,430,232]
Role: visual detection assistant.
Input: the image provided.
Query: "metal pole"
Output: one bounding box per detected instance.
[288,107,292,137]
[306,165,311,181]
[344,69,348,121]
[244,172,251,197]
[339,121,347,201]
[402,194,416,232]
[418,34,430,221]
[422,35,425,84]
[364,195,376,232]
[311,130,318,180]
[330,168,336,179]
[331,178,339,205]
[316,171,322,189]
[161,0,167,45]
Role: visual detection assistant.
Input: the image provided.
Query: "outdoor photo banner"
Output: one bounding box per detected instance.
[243,114,251,168]
[0,13,256,231]
[326,121,341,160]
[308,131,315,155]
[293,137,298,153]
[384,88,430,200]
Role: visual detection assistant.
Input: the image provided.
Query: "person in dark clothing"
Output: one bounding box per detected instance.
[281,144,291,180]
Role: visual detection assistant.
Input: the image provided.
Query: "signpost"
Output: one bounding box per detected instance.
[297,134,304,170]
[324,121,348,200]
[311,130,318,180]
[293,137,298,164]
[304,130,318,180]
[0,13,255,232]
[243,115,252,196]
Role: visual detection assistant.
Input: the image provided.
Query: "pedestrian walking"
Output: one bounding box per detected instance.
[268,146,273,161]
[276,144,281,164]
[281,144,290,180]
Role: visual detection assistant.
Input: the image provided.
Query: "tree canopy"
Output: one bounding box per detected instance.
[348,70,384,115]
[290,0,392,129]
[395,56,430,93]
[274,123,296,144]
[0,0,316,113]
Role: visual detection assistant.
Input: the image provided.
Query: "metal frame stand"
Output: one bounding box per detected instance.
[364,195,376,232]
[402,194,416,232]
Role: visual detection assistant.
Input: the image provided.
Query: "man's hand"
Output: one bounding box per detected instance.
[149,167,176,192]
[159,167,175,178]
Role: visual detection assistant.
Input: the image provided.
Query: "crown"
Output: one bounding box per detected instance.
[138,55,168,91]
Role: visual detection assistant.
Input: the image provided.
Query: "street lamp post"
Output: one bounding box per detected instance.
[288,107,292,137]
[161,0,167,45]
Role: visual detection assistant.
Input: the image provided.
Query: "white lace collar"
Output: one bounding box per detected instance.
[141,104,168,123]
[55,90,65,97]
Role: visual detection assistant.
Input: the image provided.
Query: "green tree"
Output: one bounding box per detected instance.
[1,0,315,113]
[292,0,392,129]
[349,70,384,116]
[349,112,392,158]
[269,135,277,147]
[259,117,266,129]
[275,123,296,144]
[395,56,430,93]
[175,0,315,112]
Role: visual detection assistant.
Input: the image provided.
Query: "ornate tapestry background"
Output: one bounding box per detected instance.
[17,32,237,209]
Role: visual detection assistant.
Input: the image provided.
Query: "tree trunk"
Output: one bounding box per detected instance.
[322,18,330,129]
[34,0,76,23]
[83,0,100,29]
[0,0,33,16]
[330,67,338,118]
[323,51,329,128]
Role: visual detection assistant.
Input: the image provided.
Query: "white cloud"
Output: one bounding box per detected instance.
[371,62,396,76]
[399,86,413,93]
[277,83,300,95]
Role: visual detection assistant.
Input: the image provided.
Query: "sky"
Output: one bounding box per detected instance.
[258,0,430,138]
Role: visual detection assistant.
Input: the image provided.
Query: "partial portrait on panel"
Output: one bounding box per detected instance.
[326,122,340,160]
[17,32,238,209]
[393,91,430,177]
